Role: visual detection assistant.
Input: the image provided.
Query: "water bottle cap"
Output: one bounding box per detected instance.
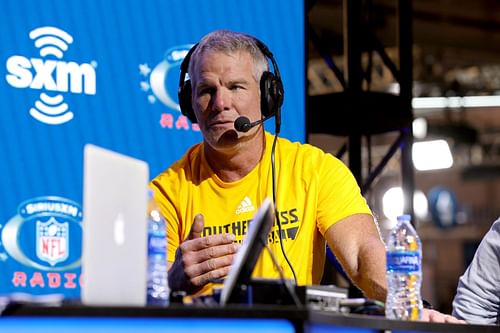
[396,214,411,222]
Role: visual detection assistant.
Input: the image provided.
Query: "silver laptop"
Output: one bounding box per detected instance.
[81,144,149,306]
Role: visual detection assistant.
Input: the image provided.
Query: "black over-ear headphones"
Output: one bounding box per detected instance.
[177,37,284,127]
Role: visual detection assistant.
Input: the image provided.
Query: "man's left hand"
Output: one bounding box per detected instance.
[421,309,466,324]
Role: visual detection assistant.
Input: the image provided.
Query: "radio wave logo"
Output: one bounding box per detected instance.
[30,26,73,59]
[5,26,97,125]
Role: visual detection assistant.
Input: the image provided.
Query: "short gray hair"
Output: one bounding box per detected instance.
[188,30,269,83]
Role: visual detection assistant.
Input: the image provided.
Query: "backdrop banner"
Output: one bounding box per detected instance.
[0,0,305,300]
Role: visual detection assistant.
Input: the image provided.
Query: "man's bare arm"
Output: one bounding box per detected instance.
[324,213,387,301]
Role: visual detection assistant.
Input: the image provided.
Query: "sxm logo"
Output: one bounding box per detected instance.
[139,44,199,131]
[5,26,97,125]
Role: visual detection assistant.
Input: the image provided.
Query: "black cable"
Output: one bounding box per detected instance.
[264,243,302,307]
[271,133,298,284]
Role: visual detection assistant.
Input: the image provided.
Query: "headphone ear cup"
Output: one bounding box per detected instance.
[178,80,197,123]
[260,71,284,118]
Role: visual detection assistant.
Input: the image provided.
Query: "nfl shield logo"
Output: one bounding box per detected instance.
[36,217,69,266]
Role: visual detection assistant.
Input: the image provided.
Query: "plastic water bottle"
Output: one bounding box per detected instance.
[385,214,422,320]
[147,190,169,306]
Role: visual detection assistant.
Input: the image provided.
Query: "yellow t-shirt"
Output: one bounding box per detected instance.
[151,132,372,295]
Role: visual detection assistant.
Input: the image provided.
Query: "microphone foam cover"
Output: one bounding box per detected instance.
[234,116,251,132]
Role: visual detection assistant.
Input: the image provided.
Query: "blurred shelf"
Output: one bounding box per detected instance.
[417,223,489,241]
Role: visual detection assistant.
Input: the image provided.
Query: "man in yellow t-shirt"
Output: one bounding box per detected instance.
[151,29,465,324]
[151,29,386,301]
[152,131,373,296]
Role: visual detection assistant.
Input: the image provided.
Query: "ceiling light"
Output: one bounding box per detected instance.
[382,187,428,223]
[412,140,453,171]
[412,95,500,109]
[412,117,428,139]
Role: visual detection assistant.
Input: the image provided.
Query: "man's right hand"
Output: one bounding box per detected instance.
[167,214,239,295]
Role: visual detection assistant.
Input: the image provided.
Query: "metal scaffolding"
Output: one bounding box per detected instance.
[307,0,415,219]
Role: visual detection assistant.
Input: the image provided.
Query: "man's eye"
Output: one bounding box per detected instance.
[199,87,214,95]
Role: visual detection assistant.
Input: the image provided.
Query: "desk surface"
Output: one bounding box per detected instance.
[1,304,499,333]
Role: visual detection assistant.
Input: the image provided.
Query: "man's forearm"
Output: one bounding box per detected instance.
[355,238,388,301]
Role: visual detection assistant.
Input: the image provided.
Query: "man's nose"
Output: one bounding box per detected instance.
[212,88,229,111]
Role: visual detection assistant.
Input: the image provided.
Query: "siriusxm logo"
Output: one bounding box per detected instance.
[1,196,82,271]
[140,44,192,110]
[0,196,83,292]
[5,26,97,125]
[139,44,200,131]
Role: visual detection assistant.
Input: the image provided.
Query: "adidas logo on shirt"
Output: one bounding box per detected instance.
[235,196,255,214]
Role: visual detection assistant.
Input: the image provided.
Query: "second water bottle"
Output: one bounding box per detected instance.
[385,214,422,320]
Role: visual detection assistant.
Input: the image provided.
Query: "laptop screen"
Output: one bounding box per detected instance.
[81,144,149,306]
[219,198,274,305]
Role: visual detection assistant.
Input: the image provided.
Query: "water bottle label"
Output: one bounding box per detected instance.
[387,251,421,273]
[148,235,167,254]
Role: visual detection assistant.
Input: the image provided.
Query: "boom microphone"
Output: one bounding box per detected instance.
[234,115,273,133]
